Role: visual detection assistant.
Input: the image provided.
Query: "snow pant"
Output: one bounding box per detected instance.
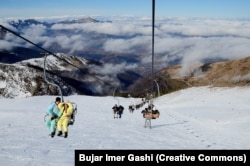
[45,118,57,133]
[118,111,122,118]
[57,117,70,132]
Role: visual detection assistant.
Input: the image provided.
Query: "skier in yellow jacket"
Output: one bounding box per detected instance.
[57,102,73,138]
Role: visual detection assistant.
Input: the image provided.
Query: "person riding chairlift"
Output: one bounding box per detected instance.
[45,97,61,138]
[57,102,74,138]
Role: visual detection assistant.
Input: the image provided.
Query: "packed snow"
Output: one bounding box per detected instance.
[0,86,250,166]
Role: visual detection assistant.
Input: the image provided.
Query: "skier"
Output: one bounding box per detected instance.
[45,97,61,137]
[57,102,73,138]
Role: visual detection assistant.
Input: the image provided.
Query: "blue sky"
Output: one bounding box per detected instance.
[0,0,250,19]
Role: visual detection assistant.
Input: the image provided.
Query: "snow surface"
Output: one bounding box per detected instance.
[0,86,250,165]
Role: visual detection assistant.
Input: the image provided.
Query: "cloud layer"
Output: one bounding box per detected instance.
[1,16,250,75]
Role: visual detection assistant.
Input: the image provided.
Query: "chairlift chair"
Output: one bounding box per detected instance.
[68,102,77,125]
[44,101,77,126]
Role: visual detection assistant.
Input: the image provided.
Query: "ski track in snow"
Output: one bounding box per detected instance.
[0,86,250,165]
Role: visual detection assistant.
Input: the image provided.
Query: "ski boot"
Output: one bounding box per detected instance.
[57,131,62,136]
[64,132,68,138]
[50,131,55,138]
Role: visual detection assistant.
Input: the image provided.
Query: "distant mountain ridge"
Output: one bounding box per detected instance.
[57,17,101,24]
[128,56,250,96]
[8,17,102,29]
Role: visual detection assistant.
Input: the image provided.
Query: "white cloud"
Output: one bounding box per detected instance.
[103,36,151,53]
[0,40,18,51]
[51,21,152,36]
[2,16,250,75]
[90,62,138,76]
[158,18,250,38]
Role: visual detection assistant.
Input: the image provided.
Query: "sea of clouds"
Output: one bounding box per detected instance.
[1,16,250,75]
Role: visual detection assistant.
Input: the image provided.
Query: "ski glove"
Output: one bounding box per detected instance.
[51,116,58,120]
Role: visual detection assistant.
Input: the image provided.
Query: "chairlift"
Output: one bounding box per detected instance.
[44,101,77,126]
[142,0,161,128]
[128,94,135,113]
[42,53,78,125]
[112,87,124,119]
[141,94,160,128]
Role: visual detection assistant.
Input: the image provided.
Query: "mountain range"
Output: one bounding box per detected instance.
[0,17,250,98]
[128,56,250,96]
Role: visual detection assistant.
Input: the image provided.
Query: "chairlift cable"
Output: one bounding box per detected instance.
[0,25,53,55]
[0,25,65,99]
[0,25,85,71]
[151,0,155,95]
[0,24,108,87]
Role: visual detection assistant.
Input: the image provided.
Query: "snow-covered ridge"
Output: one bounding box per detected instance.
[0,63,37,98]
[0,53,89,98]
[19,53,88,71]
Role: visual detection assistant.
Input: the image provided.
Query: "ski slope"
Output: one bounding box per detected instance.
[0,86,250,166]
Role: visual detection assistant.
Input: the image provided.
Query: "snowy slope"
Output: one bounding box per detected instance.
[0,86,250,166]
[0,53,84,98]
